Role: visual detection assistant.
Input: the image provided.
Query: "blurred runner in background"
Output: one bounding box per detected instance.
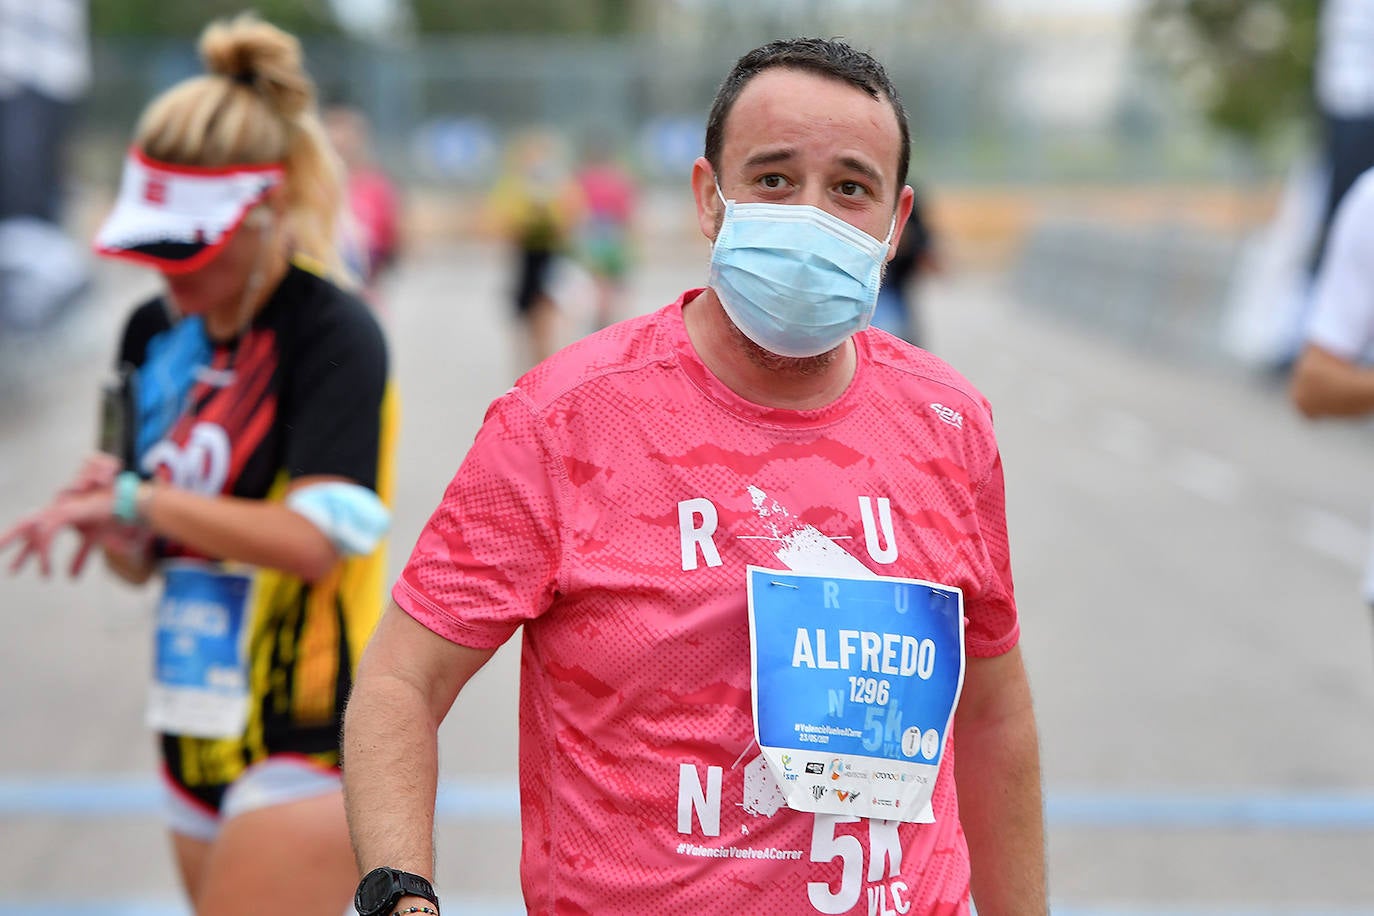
[325,103,403,310]
[1226,0,1374,373]
[1291,167,1374,621]
[1313,0,1374,276]
[482,128,584,372]
[573,134,637,332]
[0,14,394,915]
[0,0,91,335]
[869,188,939,347]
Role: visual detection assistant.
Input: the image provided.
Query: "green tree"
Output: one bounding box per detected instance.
[409,0,637,34]
[1139,0,1319,144]
[91,0,339,36]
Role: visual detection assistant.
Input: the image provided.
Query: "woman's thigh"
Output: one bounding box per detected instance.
[195,789,357,916]
[171,831,213,907]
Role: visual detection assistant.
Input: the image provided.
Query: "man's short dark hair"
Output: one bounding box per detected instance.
[704,37,911,200]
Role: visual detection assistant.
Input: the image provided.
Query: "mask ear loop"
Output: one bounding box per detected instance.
[870,213,899,312]
[882,212,898,246]
[711,181,733,248]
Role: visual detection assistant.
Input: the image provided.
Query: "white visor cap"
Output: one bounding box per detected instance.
[94,148,285,274]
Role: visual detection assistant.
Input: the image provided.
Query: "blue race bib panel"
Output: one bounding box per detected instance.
[747,567,965,822]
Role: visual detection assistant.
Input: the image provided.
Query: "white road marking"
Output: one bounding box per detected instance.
[1027,387,1073,424]
[1095,409,1155,464]
[1294,507,1367,571]
[1162,448,1244,505]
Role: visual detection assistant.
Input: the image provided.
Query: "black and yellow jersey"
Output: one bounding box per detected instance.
[117,260,396,810]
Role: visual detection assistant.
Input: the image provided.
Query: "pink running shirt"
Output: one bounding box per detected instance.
[396,290,1019,915]
[576,164,635,224]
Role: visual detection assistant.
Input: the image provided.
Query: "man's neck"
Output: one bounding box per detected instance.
[683,288,857,410]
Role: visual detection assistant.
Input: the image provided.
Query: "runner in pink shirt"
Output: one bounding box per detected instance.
[573,141,637,330]
[344,38,1046,916]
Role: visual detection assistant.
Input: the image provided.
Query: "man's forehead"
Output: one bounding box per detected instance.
[731,65,888,114]
[721,68,901,175]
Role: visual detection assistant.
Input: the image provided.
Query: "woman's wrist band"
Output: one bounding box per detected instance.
[112,471,145,524]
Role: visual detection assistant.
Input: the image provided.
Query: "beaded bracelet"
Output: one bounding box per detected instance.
[392,908,438,916]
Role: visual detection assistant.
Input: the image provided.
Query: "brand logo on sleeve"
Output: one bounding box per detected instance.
[930,403,963,428]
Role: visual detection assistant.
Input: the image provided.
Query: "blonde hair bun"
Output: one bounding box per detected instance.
[199,12,313,121]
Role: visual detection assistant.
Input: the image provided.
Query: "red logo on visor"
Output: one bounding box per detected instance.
[144,176,168,205]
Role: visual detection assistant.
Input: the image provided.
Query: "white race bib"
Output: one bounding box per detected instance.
[747,567,965,823]
[146,560,253,739]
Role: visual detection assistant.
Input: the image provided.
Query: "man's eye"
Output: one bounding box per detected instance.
[838,181,865,197]
[760,175,785,189]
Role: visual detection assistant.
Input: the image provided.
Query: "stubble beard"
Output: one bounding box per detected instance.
[724,316,842,376]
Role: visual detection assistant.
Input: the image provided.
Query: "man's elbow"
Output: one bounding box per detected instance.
[1289,373,1331,420]
[1290,385,1324,419]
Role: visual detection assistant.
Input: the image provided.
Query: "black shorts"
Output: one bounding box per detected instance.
[514,247,556,316]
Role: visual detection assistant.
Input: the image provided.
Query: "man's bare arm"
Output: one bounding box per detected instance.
[342,600,497,883]
[954,645,1047,916]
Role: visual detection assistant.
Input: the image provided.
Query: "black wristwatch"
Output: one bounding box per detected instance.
[354,867,440,916]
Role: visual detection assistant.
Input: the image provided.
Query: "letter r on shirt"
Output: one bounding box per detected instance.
[679,498,722,570]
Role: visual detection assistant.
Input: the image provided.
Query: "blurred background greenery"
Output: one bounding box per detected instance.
[80,0,1324,187]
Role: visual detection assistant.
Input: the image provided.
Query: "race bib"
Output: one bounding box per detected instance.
[747,567,965,823]
[146,561,252,739]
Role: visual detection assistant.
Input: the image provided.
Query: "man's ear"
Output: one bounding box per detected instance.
[690,156,723,242]
[886,184,915,262]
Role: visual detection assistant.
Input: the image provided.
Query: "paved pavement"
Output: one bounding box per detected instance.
[2,227,1374,913]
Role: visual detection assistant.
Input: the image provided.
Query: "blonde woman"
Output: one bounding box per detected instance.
[0,14,395,914]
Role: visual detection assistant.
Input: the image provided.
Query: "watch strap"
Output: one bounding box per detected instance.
[396,872,439,911]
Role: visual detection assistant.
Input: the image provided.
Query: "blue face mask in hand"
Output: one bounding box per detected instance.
[708,185,895,358]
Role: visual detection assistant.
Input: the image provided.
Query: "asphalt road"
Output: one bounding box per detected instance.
[2,227,1373,914]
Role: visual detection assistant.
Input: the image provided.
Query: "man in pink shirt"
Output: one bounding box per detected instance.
[343,38,1046,916]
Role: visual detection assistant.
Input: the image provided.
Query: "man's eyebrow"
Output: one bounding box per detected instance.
[740,149,887,187]
[838,156,883,186]
[742,148,797,169]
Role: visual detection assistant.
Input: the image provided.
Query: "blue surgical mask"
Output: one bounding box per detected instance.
[708,185,895,358]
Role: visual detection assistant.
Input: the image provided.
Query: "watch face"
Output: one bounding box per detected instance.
[355,868,398,914]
